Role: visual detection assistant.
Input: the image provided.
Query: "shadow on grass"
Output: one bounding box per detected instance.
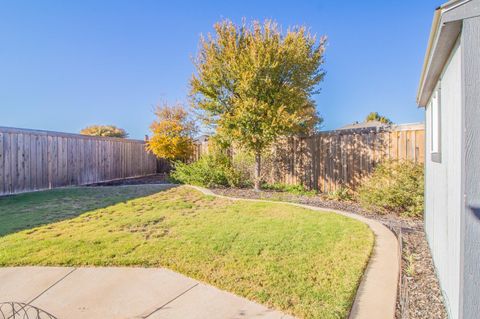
[0,184,177,236]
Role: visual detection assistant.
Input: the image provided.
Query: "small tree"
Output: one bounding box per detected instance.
[191,19,325,190]
[146,103,196,161]
[365,112,392,124]
[80,125,128,138]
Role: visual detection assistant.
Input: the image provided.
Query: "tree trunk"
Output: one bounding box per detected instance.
[254,151,261,191]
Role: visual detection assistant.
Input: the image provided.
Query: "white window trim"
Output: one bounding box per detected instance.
[430,83,442,163]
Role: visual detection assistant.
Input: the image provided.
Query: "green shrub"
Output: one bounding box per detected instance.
[358,160,424,217]
[231,151,255,187]
[261,182,316,196]
[326,185,354,202]
[171,153,244,188]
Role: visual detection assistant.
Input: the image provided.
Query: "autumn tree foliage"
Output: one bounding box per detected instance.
[365,112,393,124]
[80,125,128,138]
[146,103,196,161]
[190,19,326,190]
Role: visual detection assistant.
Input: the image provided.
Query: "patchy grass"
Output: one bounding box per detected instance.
[0,185,169,236]
[0,185,373,319]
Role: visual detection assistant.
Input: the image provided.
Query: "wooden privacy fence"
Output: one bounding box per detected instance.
[194,123,425,193]
[0,127,158,196]
[266,123,424,192]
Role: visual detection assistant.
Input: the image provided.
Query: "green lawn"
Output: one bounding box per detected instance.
[0,185,168,236]
[0,185,374,319]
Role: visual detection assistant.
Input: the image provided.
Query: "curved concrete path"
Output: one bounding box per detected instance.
[190,186,400,319]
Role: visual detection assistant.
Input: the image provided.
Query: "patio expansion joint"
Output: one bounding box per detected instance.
[6,267,77,319]
[27,268,77,305]
[142,282,200,318]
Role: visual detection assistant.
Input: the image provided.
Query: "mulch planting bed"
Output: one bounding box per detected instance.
[211,187,447,319]
[86,173,169,186]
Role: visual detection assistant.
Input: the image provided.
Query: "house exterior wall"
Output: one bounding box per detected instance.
[461,15,480,319]
[425,40,462,319]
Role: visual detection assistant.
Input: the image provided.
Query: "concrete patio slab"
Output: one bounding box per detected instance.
[147,282,293,319]
[0,266,290,319]
[0,266,74,303]
[30,267,198,319]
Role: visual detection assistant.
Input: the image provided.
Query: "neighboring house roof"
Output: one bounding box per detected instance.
[337,120,390,130]
[417,0,480,107]
[194,134,209,143]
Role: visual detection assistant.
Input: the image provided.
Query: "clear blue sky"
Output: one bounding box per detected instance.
[0,0,439,139]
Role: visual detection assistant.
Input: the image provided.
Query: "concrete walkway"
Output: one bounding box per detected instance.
[0,266,292,319]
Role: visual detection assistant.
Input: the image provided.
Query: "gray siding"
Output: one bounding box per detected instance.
[462,15,480,319]
[425,41,462,319]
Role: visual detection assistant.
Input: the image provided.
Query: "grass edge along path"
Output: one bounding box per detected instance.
[0,185,374,319]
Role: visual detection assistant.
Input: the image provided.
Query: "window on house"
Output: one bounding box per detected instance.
[430,85,441,162]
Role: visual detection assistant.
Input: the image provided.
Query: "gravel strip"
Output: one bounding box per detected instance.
[211,188,448,319]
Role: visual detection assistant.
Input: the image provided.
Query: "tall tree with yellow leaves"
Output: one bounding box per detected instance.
[146,103,197,162]
[191,19,325,190]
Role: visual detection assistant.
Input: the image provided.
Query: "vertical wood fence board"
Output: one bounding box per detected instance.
[39,135,46,189]
[318,136,323,192]
[62,137,68,186]
[0,133,4,194]
[4,134,12,193]
[418,130,425,163]
[23,134,30,191]
[12,134,19,192]
[327,134,333,192]
[29,134,36,190]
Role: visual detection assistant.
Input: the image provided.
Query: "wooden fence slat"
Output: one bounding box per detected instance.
[40,135,47,189]
[0,132,4,194]
[29,135,34,190]
[417,130,425,163]
[4,134,12,194]
[61,137,68,186]
[17,133,25,192]
[25,135,31,190]
[12,134,19,192]
[327,134,333,193]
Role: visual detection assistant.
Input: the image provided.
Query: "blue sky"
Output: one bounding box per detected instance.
[0,0,439,139]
